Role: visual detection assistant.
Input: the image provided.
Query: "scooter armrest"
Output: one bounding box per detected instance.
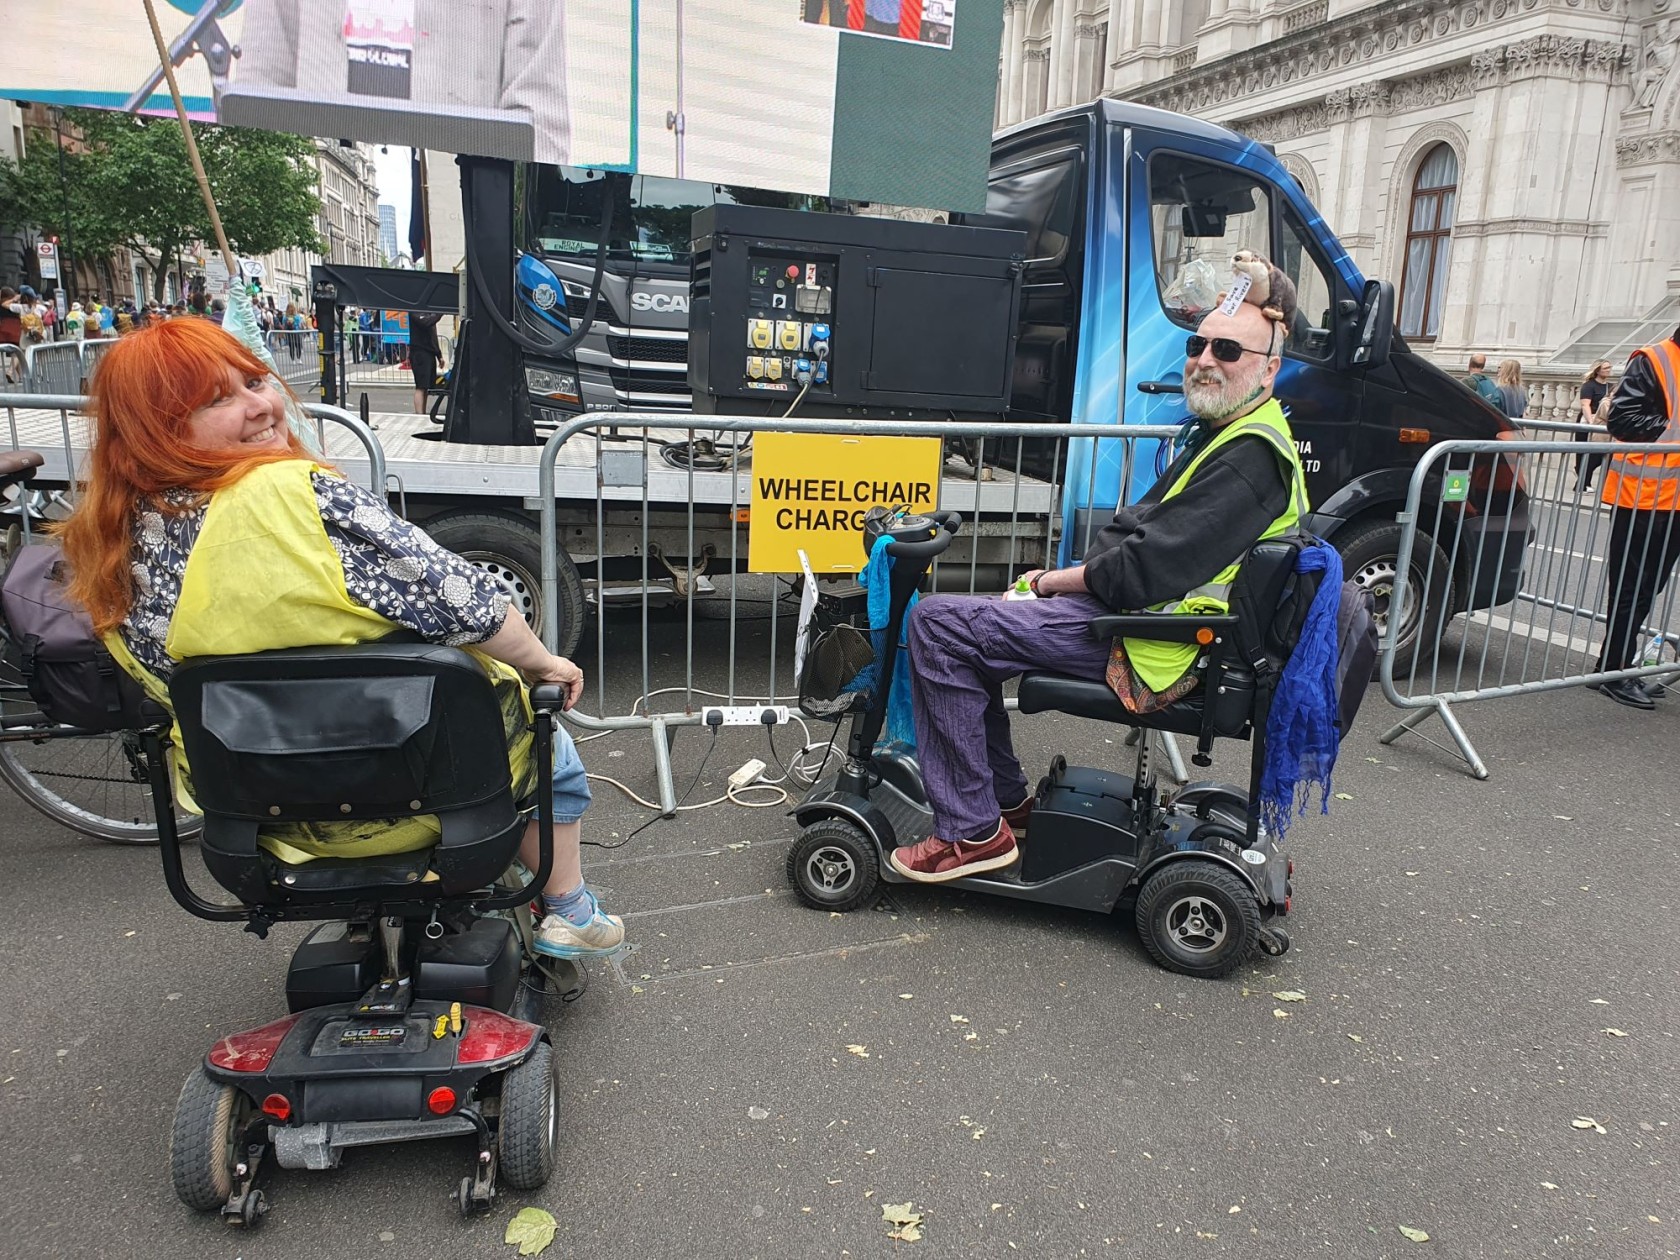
[1089,613,1239,644]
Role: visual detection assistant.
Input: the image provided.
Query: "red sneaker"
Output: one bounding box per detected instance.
[1001,796,1033,836]
[890,820,1018,884]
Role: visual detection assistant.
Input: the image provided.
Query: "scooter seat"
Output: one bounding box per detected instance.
[1018,671,1252,738]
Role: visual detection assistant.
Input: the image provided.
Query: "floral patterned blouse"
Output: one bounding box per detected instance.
[118,472,511,679]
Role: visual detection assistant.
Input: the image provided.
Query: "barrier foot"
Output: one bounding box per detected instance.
[650,716,679,817]
[1380,700,1489,781]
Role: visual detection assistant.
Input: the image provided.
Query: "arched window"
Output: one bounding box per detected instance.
[1398,144,1458,340]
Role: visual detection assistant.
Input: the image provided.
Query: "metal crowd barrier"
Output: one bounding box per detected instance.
[342,330,453,389]
[1381,422,1680,778]
[0,393,388,498]
[536,413,1183,813]
[264,329,325,391]
[19,342,87,395]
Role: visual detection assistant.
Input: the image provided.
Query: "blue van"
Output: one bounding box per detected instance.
[972,99,1527,660]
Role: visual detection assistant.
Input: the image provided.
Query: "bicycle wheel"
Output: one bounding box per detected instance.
[0,730,201,846]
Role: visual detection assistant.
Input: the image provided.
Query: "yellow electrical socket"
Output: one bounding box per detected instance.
[776,321,802,351]
[747,319,773,350]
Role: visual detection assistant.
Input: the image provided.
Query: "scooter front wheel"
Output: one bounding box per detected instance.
[788,819,880,913]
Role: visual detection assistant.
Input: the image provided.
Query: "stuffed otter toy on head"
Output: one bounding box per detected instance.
[1222,249,1298,333]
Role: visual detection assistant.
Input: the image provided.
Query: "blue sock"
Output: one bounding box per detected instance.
[543,883,597,927]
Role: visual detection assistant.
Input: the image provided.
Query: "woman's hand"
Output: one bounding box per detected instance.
[527,654,584,711]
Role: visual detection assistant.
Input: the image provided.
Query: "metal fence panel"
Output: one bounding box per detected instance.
[1380,423,1680,778]
[19,342,86,396]
[536,413,1184,813]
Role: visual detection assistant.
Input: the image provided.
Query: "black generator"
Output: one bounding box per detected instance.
[688,205,1026,417]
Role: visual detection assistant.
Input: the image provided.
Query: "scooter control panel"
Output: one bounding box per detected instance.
[738,255,836,397]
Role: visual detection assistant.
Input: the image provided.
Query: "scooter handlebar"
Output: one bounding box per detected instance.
[885,511,964,559]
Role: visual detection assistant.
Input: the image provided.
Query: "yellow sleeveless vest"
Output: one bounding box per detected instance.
[1123,398,1310,691]
[103,460,535,862]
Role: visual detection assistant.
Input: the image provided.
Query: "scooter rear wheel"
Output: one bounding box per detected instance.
[169,1067,252,1212]
[1134,861,1262,979]
[498,1040,559,1191]
[788,819,880,913]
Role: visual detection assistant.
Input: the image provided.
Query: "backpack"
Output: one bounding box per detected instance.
[1231,535,1379,739]
[19,309,45,345]
[1,542,151,731]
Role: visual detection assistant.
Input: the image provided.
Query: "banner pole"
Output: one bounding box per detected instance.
[140,0,239,279]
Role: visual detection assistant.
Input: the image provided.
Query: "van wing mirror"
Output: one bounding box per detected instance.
[1349,279,1395,369]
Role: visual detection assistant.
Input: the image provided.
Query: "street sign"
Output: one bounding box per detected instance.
[36,241,59,281]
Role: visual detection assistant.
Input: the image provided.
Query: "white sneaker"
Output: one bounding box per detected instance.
[534,893,626,958]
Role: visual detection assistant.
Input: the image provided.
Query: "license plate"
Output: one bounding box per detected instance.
[337,1023,408,1049]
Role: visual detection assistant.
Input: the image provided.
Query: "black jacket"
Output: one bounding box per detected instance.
[1081,422,1290,613]
[1606,335,1679,442]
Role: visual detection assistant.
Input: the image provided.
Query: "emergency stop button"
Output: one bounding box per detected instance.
[785,265,800,280]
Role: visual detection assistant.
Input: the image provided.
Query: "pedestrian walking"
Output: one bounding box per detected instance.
[1576,360,1613,490]
[409,310,443,415]
[1588,327,1680,710]
[1495,359,1528,420]
[65,301,86,340]
[1460,354,1503,406]
[0,286,20,383]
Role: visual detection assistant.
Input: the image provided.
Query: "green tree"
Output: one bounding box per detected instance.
[0,111,322,301]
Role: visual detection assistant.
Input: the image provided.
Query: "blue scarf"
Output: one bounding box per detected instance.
[839,535,919,750]
[1257,542,1343,840]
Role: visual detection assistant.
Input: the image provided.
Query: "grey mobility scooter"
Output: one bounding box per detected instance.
[789,510,1309,979]
[143,641,576,1224]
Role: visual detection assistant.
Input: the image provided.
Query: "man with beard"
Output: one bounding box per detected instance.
[891,261,1310,883]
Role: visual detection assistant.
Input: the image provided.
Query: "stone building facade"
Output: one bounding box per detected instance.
[995,0,1680,374]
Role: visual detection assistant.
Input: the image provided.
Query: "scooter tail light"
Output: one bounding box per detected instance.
[261,1093,292,1121]
[456,1009,542,1065]
[427,1086,458,1115]
[208,1014,303,1073]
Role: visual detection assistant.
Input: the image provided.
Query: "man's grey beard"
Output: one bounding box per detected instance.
[1184,369,1264,422]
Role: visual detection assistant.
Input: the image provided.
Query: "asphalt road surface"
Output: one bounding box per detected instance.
[0,613,1676,1260]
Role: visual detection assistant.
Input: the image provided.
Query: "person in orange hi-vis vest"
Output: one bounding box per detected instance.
[1589,324,1680,710]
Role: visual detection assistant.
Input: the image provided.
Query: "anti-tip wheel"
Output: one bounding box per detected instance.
[1134,861,1263,980]
[787,818,881,913]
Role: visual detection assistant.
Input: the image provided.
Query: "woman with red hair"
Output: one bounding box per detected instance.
[57,318,623,960]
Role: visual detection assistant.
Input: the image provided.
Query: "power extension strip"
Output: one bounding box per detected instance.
[729,759,768,790]
[702,705,790,727]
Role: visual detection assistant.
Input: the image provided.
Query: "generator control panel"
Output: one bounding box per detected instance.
[689,205,1026,417]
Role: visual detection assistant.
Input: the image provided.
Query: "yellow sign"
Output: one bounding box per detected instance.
[748,433,943,573]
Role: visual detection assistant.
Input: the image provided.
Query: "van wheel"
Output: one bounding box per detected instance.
[1336,521,1452,678]
[422,511,586,659]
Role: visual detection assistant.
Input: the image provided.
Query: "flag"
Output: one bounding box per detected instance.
[407,147,427,265]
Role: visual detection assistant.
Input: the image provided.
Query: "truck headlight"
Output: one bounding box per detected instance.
[525,367,579,402]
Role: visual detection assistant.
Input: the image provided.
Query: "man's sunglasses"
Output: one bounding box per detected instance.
[1186,335,1271,363]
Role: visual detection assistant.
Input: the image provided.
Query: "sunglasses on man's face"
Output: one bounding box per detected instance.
[1185,335,1271,364]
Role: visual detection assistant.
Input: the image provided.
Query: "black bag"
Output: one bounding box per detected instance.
[1230,534,1379,740]
[1,542,150,731]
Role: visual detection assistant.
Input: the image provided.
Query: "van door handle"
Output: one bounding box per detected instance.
[1137,380,1183,395]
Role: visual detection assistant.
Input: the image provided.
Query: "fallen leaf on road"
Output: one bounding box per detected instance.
[1272,1009,1290,1019]
[1648,1215,1662,1224]
[882,1202,924,1242]
[898,993,914,1000]
[1397,1225,1430,1242]
[1603,1028,1628,1037]
[1571,1117,1607,1134]
[1589,998,1610,1005]
[1540,1182,1558,1190]
[1405,870,1421,876]
[1334,792,1353,800]
[1272,991,1307,1003]
[846,1044,870,1058]
[1196,1231,1219,1240]
[747,1106,770,1120]
[1227,1205,1241,1214]
[1347,1034,1365,1043]
[505,1207,557,1256]
[949,1014,970,1024]
[1552,815,1573,821]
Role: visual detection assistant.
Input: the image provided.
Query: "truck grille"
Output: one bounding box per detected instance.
[608,367,691,396]
[606,335,688,364]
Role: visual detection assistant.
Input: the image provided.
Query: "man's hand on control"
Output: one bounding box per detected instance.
[1018,565,1088,597]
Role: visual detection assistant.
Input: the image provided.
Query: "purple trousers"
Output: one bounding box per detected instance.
[907,593,1113,839]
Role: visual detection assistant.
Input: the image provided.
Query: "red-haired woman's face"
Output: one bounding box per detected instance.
[188,364,288,452]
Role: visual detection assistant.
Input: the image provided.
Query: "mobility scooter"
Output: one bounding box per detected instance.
[789,510,1299,978]
[142,641,576,1224]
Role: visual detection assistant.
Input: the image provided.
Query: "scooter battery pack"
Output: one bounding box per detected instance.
[287,922,379,1012]
[1023,766,1142,882]
[414,918,520,1011]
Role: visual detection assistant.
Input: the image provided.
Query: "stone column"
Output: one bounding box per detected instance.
[999,0,1022,126]
[1102,0,1127,93]
[1055,0,1080,107]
